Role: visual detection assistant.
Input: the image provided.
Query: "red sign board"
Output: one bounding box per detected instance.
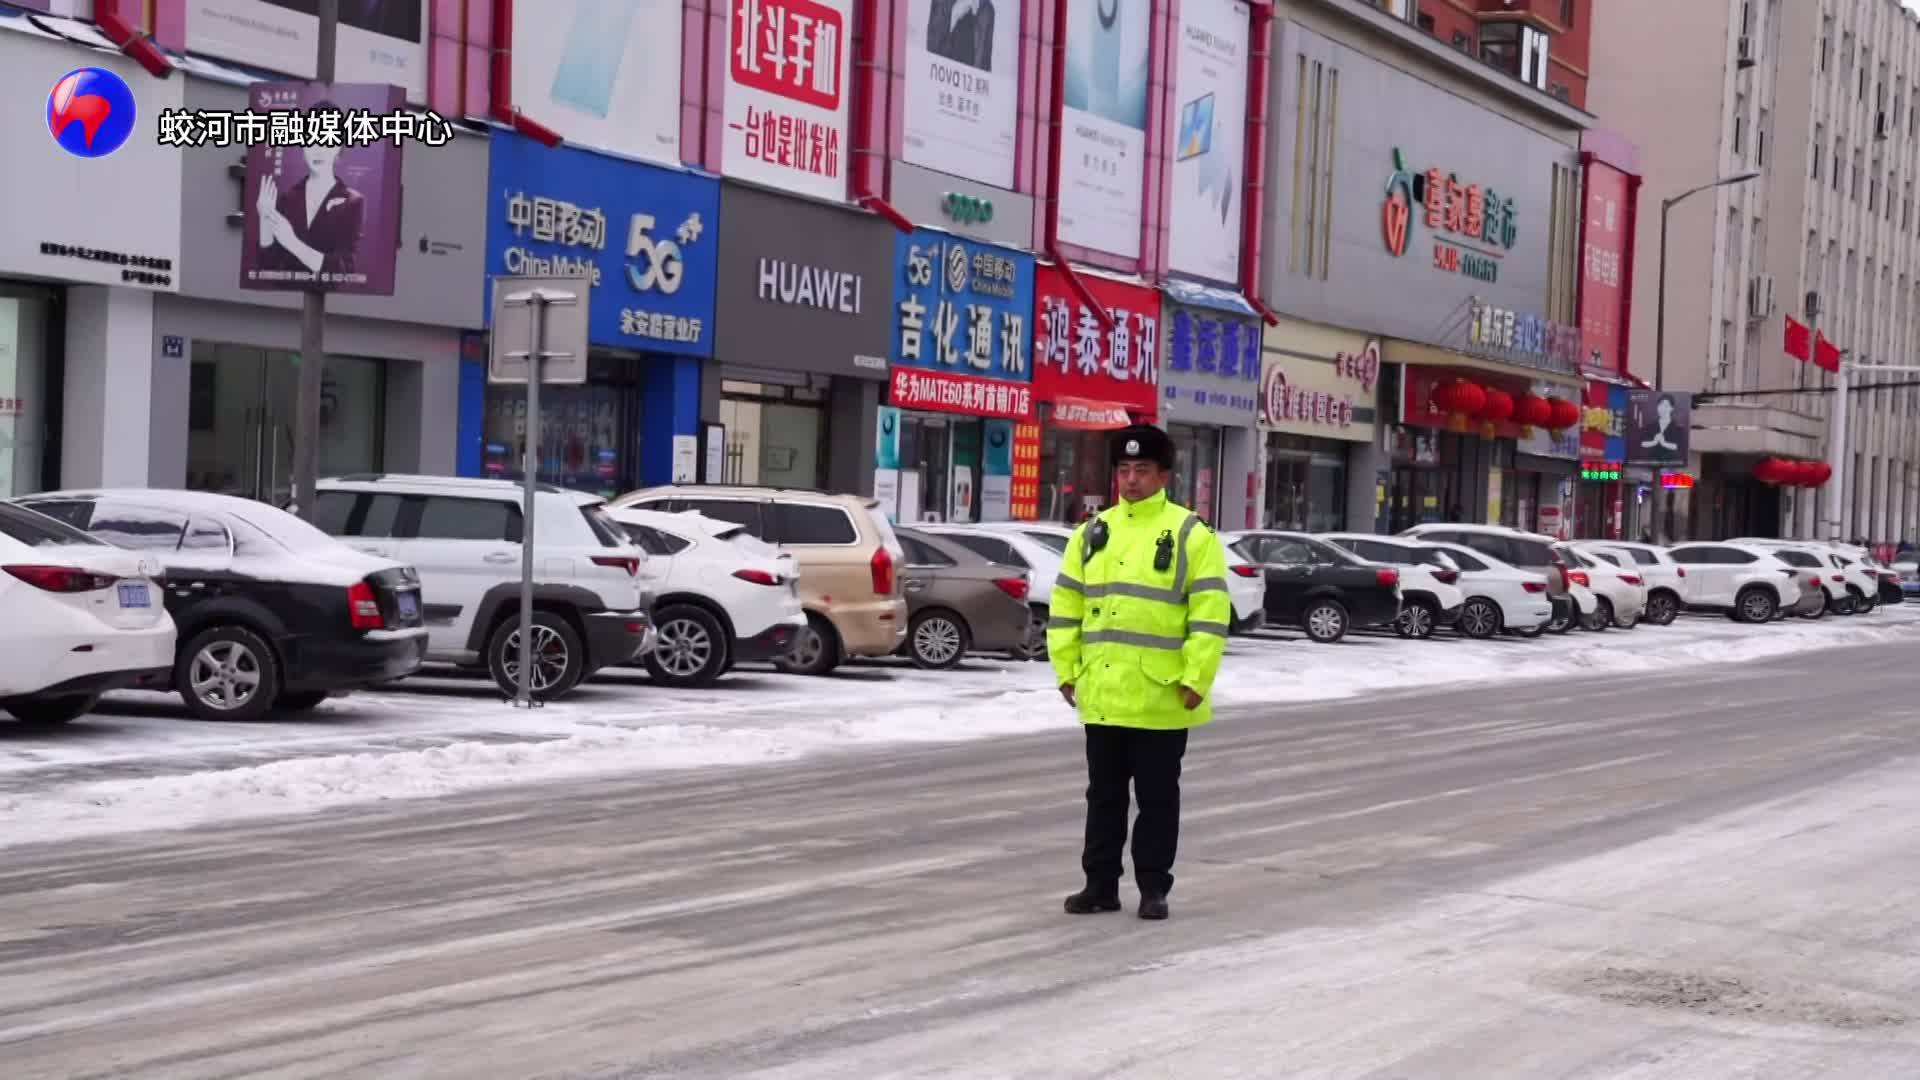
[1049,395,1133,430]
[730,0,844,111]
[1031,265,1160,420]
[1579,161,1632,374]
[1011,422,1042,520]
[889,366,1036,420]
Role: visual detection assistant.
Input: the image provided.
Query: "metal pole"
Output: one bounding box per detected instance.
[1826,355,1849,543]
[1651,198,1671,543]
[291,0,339,518]
[517,295,545,708]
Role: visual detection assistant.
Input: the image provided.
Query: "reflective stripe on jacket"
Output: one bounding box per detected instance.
[1047,490,1232,730]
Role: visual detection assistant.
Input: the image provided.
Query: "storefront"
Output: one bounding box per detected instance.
[459,135,713,496]
[0,23,185,493]
[1159,285,1262,528]
[877,228,1034,522]
[1573,380,1630,539]
[1393,359,1583,530]
[711,184,893,495]
[1257,319,1381,532]
[1513,379,1581,538]
[1030,266,1161,522]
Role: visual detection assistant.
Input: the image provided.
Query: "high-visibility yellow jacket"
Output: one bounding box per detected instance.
[1047,490,1232,730]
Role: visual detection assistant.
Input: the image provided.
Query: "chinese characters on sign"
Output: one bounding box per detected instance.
[1580,161,1633,373]
[1029,266,1161,418]
[158,106,455,148]
[1381,147,1517,283]
[1160,304,1261,425]
[1010,422,1042,520]
[1467,301,1581,374]
[725,0,851,200]
[890,367,1036,420]
[1261,367,1356,429]
[890,230,1035,416]
[1335,339,1381,391]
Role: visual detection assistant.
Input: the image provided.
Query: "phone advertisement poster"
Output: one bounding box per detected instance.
[1057,0,1150,259]
[902,0,1021,189]
[513,0,682,163]
[1167,0,1249,282]
[187,0,429,100]
[723,0,854,201]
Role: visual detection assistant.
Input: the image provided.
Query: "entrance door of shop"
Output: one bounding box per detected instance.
[186,344,384,503]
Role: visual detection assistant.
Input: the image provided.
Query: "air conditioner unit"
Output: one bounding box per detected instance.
[1876,111,1891,141]
[1747,273,1776,320]
[1806,290,1822,318]
[1737,36,1757,70]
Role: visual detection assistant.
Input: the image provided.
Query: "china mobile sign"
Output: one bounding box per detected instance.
[1381,148,1517,284]
[726,0,851,201]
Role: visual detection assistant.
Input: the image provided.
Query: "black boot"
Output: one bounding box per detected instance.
[1137,891,1169,921]
[1064,883,1122,914]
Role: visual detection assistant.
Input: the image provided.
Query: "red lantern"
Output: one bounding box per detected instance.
[1785,460,1813,486]
[1805,461,1833,486]
[1545,397,1581,431]
[1450,379,1487,418]
[1754,457,1785,485]
[1479,389,1515,424]
[1514,392,1551,428]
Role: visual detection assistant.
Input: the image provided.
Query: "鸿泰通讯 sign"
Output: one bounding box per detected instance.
[1031,264,1160,419]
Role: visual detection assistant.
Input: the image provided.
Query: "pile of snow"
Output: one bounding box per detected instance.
[1,609,1915,847]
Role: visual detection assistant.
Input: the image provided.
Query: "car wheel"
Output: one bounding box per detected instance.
[1301,599,1348,644]
[2,693,100,727]
[1508,622,1545,639]
[178,624,282,722]
[908,609,970,670]
[1646,591,1680,626]
[644,604,729,688]
[1547,606,1575,634]
[1456,597,1502,639]
[1582,598,1613,631]
[1857,591,1878,614]
[1799,591,1830,619]
[487,611,585,701]
[1010,605,1049,661]
[1395,601,1438,639]
[1833,591,1857,615]
[776,613,842,676]
[274,690,332,713]
[1735,586,1778,624]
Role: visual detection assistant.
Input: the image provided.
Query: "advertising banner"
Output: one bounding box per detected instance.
[187,1,428,99]
[891,229,1034,384]
[1257,346,1377,443]
[1580,161,1632,373]
[240,82,405,296]
[902,0,1021,188]
[1626,390,1690,467]
[484,135,719,355]
[1031,265,1160,417]
[1161,301,1260,427]
[1010,421,1042,519]
[1057,0,1150,258]
[723,0,853,200]
[511,0,682,163]
[890,367,1035,419]
[1579,381,1628,462]
[980,418,1015,521]
[1167,0,1248,282]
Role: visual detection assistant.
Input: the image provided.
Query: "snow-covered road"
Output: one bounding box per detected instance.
[1,607,1916,847]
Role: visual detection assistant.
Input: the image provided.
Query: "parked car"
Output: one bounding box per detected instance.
[1730,538,1878,615]
[1664,541,1807,622]
[0,502,176,726]
[1222,530,1400,643]
[1558,543,1646,629]
[1320,533,1465,639]
[1418,541,1555,638]
[1897,555,1920,598]
[19,489,427,721]
[893,528,1032,668]
[1000,521,1265,633]
[314,475,652,700]
[913,523,1061,657]
[608,508,806,687]
[614,486,906,676]
[1575,541,1688,626]
[1399,524,1576,633]
[1734,542,1849,617]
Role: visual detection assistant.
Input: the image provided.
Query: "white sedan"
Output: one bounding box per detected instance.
[988,520,1265,633]
[609,508,806,687]
[1421,541,1555,638]
[1559,543,1647,629]
[0,501,175,726]
[1576,541,1688,626]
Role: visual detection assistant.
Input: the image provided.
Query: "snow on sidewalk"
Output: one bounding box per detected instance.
[0,607,1915,848]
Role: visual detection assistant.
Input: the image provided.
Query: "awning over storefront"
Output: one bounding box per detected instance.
[1381,338,1583,392]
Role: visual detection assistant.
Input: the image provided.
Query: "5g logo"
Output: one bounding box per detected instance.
[627,211,702,294]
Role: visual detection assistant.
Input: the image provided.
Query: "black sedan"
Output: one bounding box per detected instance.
[1222,530,1402,643]
[16,489,428,721]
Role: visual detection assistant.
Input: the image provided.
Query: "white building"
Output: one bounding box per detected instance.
[1591,0,1920,543]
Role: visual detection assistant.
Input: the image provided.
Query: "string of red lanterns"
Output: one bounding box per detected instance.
[1432,379,1576,435]
[1754,457,1832,487]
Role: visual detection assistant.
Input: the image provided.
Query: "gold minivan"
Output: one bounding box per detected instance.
[611,486,907,675]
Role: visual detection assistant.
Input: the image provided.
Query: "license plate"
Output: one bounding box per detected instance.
[118,582,150,608]
[397,591,419,622]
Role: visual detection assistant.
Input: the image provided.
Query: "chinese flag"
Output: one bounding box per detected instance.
[1784,314,1812,362]
[1814,332,1842,373]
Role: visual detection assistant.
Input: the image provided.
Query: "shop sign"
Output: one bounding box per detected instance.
[1160,302,1261,427]
[722,0,852,201]
[1031,265,1160,418]
[0,397,23,416]
[1581,160,1633,374]
[891,229,1034,384]
[485,136,720,355]
[1010,422,1043,520]
[1626,390,1690,467]
[1661,471,1695,490]
[1382,147,1517,280]
[1050,396,1133,430]
[1580,381,1629,461]
[1466,300,1581,375]
[1580,461,1623,482]
[1516,378,1580,460]
[1258,344,1377,444]
[889,366,1036,420]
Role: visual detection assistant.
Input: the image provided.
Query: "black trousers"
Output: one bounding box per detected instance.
[1081,725,1189,896]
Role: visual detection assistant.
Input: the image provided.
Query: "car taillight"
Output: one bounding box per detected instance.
[1676,566,1687,577]
[1619,574,1642,585]
[590,555,641,577]
[1229,564,1262,578]
[1375,567,1399,588]
[1522,580,1547,593]
[347,580,385,630]
[1431,568,1459,585]
[1568,571,1591,587]
[732,568,782,586]
[3,564,115,592]
[993,577,1029,601]
[1831,574,1846,583]
[871,545,896,595]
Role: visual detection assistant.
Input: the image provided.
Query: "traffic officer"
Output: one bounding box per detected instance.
[1049,423,1232,921]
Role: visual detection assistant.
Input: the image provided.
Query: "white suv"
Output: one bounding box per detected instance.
[1577,541,1687,626]
[314,475,654,699]
[1665,541,1806,623]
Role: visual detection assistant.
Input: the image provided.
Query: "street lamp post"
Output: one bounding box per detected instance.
[1651,170,1761,542]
